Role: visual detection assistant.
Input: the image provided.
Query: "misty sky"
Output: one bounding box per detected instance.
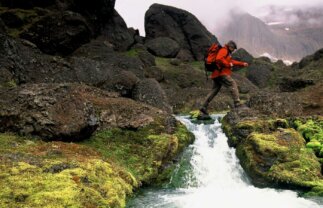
[115,0,323,36]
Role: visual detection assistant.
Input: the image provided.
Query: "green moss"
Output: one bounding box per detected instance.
[268,147,321,184]
[0,159,136,208]
[0,133,139,208]
[155,57,171,68]
[0,119,194,206]
[189,110,200,119]
[189,61,204,71]
[236,120,266,132]
[124,49,139,57]
[0,80,17,89]
[294,119,323,141]
[82,123,193,184]
[294,118,323,156]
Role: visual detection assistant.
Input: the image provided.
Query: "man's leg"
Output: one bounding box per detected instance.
[221,75,241,107]
[200,78,222,114]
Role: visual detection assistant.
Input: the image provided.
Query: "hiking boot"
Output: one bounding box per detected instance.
[199,107,209,115]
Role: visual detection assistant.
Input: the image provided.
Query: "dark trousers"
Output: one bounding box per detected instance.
[202,75,240,109]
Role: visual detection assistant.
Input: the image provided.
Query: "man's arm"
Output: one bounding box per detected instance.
[231,59,249,67]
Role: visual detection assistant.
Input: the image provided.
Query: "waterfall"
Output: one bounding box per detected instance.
[127,115,322,208]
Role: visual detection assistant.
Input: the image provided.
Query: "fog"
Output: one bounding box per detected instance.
[115,0,323,36]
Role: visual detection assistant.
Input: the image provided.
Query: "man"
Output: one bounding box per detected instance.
[200,40,249,116]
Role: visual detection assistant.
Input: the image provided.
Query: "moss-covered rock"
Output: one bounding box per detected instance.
[294,118,323,156]
[222,111,323,196]
[0,119,194,207]
[222,116,289,147]
[81,122,194,184]
[0,133,136,208]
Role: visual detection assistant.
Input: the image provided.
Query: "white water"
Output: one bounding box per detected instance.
[127,115,322,208]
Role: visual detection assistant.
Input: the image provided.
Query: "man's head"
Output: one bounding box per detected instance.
[227,40,237,52]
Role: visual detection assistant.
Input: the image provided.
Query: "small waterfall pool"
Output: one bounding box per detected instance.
[127,115,322,208]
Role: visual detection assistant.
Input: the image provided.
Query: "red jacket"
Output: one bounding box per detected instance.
[210,45,247,79]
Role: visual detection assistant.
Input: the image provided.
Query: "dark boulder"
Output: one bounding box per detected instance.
[100,10,134,51]
[0,0,115,22]
[248,92,303,117]
[104,70,139,97]
[231,73,258,94]
[0,83,98,141]
[138,50,156,67]
[144,66,164,82]
[0,18,7,33]
[0,35,141,94]
[246,62,273,88]
[145,37,180,58]
[0,35,78,84]
[232,48,253,71]
[175,49,194,62]
[72,40,145,79]
[133,78,172,113]
[145,3,216,61]
[0,67,13,87]
[60,0,115,23]
[128,27,144,44]
[299,48,323,69]
[0,0,56,9]
[71,39,115,60]
[279,77,315,92]
[299,55,314,69]
[0,10,25,28]
[313,48,323,61]
[20,11,91,55]
[68,56,119,87]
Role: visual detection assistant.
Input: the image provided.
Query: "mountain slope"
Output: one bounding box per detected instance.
[218,11,323,61]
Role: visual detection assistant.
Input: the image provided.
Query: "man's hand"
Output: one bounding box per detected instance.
[243,63,249,67]
[230,63,234,67]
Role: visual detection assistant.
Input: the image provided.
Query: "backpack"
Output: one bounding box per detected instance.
[204,43,222,72]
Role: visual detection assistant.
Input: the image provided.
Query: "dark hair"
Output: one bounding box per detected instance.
[227,40,237,49]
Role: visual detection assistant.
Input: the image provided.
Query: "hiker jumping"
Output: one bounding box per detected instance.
[200,40,249,116]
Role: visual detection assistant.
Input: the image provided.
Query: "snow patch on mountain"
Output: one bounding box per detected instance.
[260,53,293,65]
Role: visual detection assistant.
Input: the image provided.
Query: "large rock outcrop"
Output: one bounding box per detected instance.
[0,0,134,55]
[0,83,98,141]
[145,3,217,61]
[0,83,168,141]
[20,11,91,55]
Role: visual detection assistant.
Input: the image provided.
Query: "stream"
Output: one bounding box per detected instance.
[127,115,322,208]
